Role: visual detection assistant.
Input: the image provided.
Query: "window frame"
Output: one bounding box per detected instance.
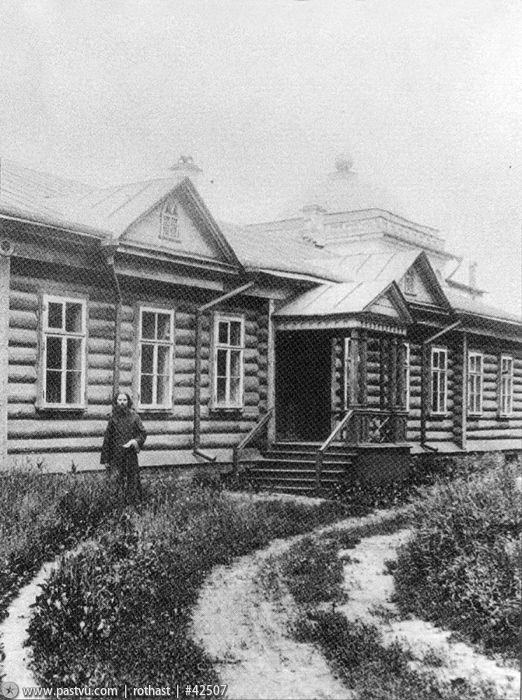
[40,294,87,410]
[499,354,514,417]
[137,305,175,411]
[403,268,416,296]
[430,346,448,415]
[467,351,484,416]
[159,199,180,241]
[211,313,245,410]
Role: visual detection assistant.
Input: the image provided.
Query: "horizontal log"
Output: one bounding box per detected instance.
[8,403,37,419]
[8,327,37,348]
[87,385,113,404]
[8,419,107,440]
[8,365,37,383]
[8,347,37,365]
[8,383,36,403]
[467,431,522,440]
[9,290,39,312]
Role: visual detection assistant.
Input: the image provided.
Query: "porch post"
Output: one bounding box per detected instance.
[267,298,276,444]
[0,239,12,467]
[348,329,360,406]
[379,336,387,409]
[388,337,398,409]
[358,330,368,406]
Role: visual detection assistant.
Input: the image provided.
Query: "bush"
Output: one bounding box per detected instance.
[393,455,521,657]
[28,483,348,687]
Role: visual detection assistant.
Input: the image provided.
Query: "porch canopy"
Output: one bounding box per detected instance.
[273,280,413,444]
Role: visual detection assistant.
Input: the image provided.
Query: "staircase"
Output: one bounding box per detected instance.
[245,441,356,495]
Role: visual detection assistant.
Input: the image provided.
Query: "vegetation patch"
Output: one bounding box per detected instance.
[265,512,504,700]
[28,478,347,688]
[0,467,123,621]
[393,454,521,658]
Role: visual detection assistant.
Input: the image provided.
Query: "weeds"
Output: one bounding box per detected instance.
[393,455,521,657]
[28,481,348,687]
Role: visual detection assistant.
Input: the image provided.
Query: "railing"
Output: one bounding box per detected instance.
[346,409,408,445]
[232,407,274,474]
[315,409,354,490]
[314,408,408,489]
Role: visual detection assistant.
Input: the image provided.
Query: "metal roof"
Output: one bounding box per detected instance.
[274,280,399,318]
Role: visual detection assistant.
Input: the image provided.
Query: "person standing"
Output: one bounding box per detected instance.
[101,392,147,503]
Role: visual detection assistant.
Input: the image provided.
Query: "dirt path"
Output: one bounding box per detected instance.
[0,560,59,693]
[192,510,401,700]
[339,530,520,700]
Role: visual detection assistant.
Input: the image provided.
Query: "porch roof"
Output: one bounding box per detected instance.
[274,278,412,330]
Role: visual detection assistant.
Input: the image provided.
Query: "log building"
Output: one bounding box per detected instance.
[0,156,520,491]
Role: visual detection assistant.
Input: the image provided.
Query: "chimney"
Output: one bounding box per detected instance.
[469,261,478,289]
[302,204,326,247]
[169,155,202,185]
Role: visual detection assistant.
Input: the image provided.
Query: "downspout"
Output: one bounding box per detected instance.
[421,319,462,449]
[104,245,122,397]
[193,280,256,461]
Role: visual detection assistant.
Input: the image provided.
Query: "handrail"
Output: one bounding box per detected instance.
[318,409,354,455]
[315,409,354,491]
[232,407,274,473]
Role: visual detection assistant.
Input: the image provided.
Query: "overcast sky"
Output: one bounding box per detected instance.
[1,0,521,311]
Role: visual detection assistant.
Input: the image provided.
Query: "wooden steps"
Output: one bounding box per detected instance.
[245,442,356,495]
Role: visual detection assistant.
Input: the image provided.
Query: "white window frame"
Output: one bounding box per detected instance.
[402,342,410,411]
[138,306,175,410]
[430,346,448,415]
[160,200,180,240]
[499,355,514,416]
[41,294,87,409]
[212,313,245,409]
[468,351,484,415]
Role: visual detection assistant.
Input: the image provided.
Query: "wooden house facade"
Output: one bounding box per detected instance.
[0,157,520,489]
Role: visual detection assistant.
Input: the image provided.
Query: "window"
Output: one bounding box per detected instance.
[42,296,86,407]
[138,308,174,408]
[499,355,514,416]
[401,342,410,411]
[404,268,416,295]
[430,347,447,414]
[212,315,244,408]
[160,200,179,240]
[468,352,483,415]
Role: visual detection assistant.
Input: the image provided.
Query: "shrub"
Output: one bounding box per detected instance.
[393,455,521,657]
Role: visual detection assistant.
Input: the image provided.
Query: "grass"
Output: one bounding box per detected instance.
[393,453,521,658]
[27,475,348,688]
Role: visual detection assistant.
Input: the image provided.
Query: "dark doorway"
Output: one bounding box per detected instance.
[275,330,332,442]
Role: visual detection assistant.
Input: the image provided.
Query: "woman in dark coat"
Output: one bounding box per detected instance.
[101,392,147,503]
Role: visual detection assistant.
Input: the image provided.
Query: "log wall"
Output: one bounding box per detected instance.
[7,262,269,471]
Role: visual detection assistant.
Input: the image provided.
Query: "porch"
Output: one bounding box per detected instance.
[235,321,412,494]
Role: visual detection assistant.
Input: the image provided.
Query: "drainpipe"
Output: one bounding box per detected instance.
[193,280,256,460]
[104,245,122,397]
[421,320,462,449]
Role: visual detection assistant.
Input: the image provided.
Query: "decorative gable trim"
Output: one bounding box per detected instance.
[364,282,413,325]
[120,177,243,272]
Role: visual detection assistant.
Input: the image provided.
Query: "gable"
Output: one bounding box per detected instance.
[366,291,401,319]
[124,195,222,260]
[399,256,449,308]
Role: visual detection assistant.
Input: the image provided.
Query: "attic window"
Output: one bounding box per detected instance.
[404,269,416,295]
[160,201,179,240]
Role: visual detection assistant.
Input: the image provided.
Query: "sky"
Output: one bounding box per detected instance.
[1,0,521,312]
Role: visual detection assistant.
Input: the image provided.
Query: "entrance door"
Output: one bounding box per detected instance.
[275,331,332,442]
